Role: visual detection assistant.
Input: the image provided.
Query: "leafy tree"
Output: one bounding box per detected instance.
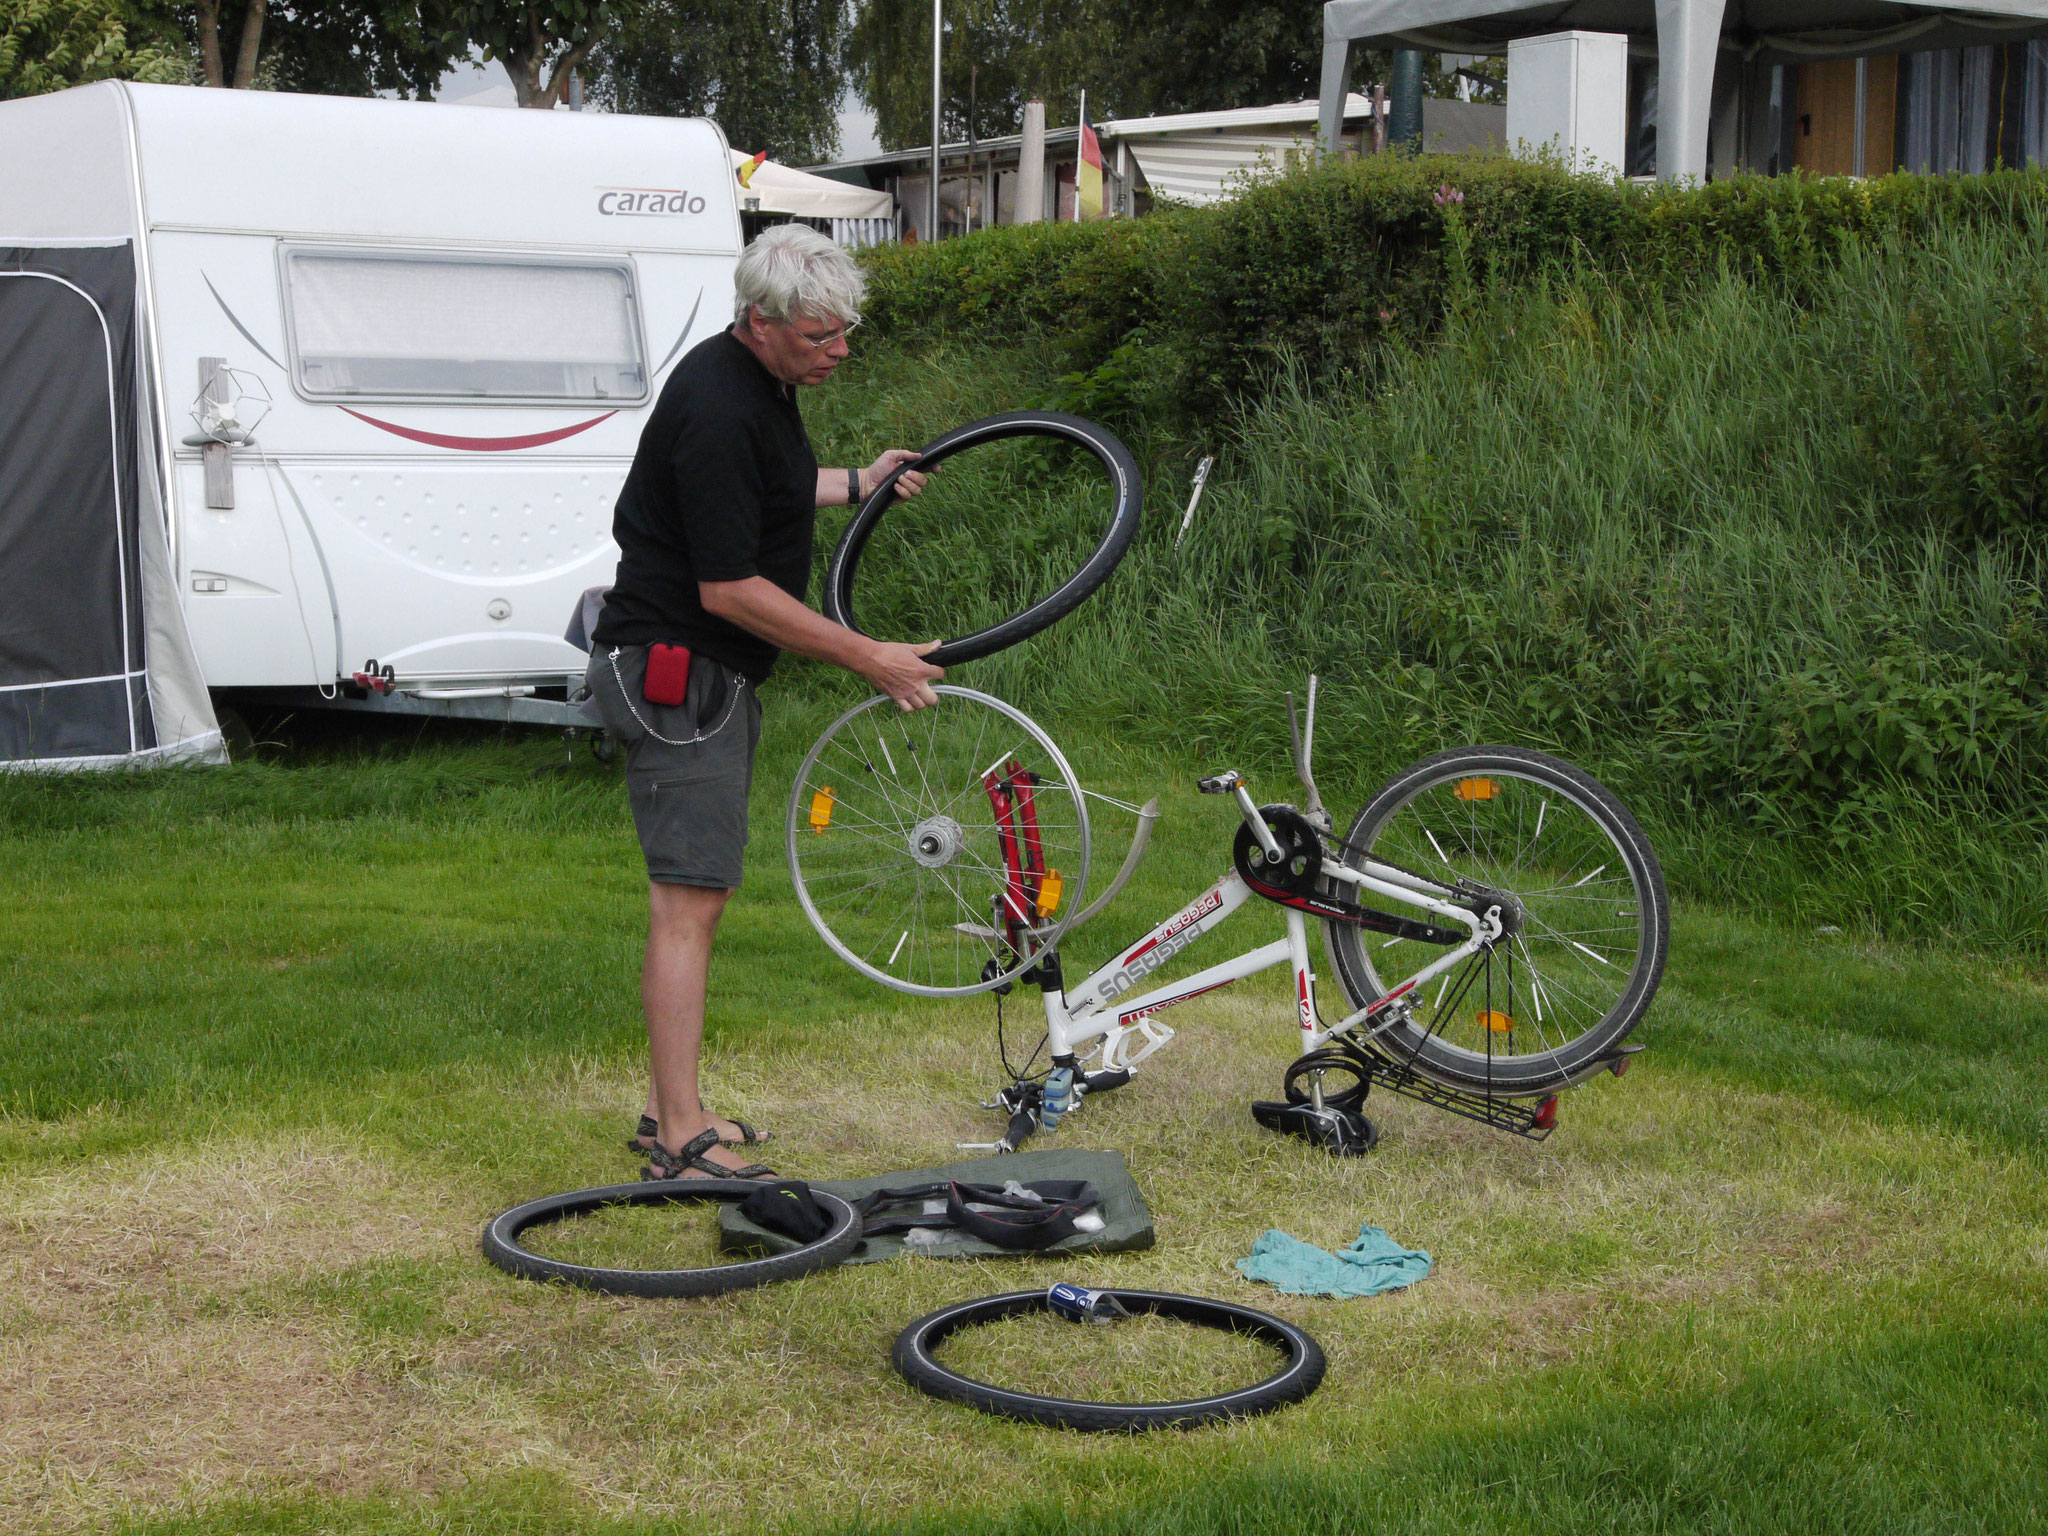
[1122,0,1322,118]
[440,0,611,107]
[168,3,452,95]
[1,0,184,96]
[848,0,1102,148]
[591,0,846,163]
[846,0,1489,151]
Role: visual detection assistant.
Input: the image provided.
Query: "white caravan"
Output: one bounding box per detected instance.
[0,82,739,719]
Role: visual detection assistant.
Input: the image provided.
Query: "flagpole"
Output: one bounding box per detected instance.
[929,0,942,241]
[1074,89,1086,222]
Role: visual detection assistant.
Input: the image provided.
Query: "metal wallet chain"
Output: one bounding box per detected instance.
[607,645,743,747]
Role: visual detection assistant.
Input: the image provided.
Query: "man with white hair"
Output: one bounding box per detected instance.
[588,224,941,1182]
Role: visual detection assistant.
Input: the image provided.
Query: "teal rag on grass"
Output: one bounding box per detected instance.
[1236,1223,1432,1298]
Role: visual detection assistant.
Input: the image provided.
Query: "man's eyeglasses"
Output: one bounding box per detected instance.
[781,315,861,349]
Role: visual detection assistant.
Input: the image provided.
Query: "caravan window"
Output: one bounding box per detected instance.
[283,249,647,402]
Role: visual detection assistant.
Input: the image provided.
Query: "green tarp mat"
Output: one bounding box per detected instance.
[717,1148,1155,1265]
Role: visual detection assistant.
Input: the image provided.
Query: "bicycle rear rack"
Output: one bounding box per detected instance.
[1352,1051,1558,1140]
[1297,1036,1559,1141]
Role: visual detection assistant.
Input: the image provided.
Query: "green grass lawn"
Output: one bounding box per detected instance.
[3,702,2043,1535]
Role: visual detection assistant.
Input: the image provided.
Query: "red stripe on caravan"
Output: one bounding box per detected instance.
[340,408,618,452]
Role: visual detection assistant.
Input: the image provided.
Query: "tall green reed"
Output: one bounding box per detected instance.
[807,223,2048,951]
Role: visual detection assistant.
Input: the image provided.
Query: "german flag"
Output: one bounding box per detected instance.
[1076,113,1107,219]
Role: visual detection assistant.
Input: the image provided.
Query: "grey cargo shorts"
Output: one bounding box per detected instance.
[588,643,764,889]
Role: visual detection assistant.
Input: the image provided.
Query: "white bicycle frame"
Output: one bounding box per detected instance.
[1039,843,1501,1080]
[1032,684,1509,1084]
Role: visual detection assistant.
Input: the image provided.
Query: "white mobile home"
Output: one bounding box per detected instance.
[0,83,739,759]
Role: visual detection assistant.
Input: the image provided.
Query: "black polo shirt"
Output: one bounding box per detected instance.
[591,330,818,683]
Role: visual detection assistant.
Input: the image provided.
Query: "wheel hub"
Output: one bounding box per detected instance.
[909,814,966,869]
[1464,886,1526,938]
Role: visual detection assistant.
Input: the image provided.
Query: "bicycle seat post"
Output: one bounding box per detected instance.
[1293,673,1327,822]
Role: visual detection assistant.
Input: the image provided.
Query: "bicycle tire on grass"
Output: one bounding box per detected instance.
[1322,745,1669,1097]
[822,411,1142,667]
[893,1289,1326,1432]
[483,1180,860,1298]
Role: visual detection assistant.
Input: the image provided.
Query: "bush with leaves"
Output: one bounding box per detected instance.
[861,154,2048,415]
[1890,279,2048,540]
[1,0,182,97]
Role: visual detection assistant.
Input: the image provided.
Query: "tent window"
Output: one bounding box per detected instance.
[283,249,646,401]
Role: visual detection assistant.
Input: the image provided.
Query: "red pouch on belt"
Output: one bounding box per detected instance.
[643,643,692,706]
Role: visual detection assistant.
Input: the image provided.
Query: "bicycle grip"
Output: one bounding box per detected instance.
[1006,1103,1039,1149]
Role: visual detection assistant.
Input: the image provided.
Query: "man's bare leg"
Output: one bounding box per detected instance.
[640,880,760,1176]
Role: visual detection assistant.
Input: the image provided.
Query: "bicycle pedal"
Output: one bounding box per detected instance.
[1251,1099,1380,1157]
[1195,771,1244,795]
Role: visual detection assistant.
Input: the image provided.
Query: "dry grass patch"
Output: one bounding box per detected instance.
[5,982,2045,1533]
[0,1137,535,1531]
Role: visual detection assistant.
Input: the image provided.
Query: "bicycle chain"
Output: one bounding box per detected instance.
[1290,807,1493,906]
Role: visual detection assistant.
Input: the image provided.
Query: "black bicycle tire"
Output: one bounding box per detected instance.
[1323,746,1670,1096]
[482,1180,860,1299]
[823,411,1143,667]
[893,1289,1326,1432]
[1281,1048,1373,1112]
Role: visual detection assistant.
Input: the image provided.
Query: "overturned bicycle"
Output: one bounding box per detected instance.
[787,413,1671,1155]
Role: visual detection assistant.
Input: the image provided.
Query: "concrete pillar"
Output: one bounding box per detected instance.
[1654,0,1726,182]
[1016,99,1045,224]
[1317,36,1357,159]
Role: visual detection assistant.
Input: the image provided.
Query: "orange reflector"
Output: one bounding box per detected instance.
[1455,777,1500,801]
[1478,1009,1514,1033]
[1036,868,1063,917]
[807,786,835,832]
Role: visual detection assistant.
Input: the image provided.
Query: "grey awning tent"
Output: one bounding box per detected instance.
[1318,1,2048,181]
[1,242,222,771]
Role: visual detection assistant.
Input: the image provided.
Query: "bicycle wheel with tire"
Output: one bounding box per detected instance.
[1322,746,1669,1096]
[787,685,1090,997]
[893,1289,1325,1432]
[822,411,1142,667]
[482,1180,860,1299]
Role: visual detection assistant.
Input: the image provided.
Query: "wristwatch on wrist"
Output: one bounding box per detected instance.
[847,467,861,505]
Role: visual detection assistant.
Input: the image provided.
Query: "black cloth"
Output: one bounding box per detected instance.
[591,330,818,684]
[738,1180,834,1244]
[851,1180,1103,1251]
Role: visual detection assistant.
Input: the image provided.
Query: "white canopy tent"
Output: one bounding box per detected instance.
[729,151,893,218]
[1317,1,2048,181]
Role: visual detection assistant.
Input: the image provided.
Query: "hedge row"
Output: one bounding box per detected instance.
[856,152,2048,406]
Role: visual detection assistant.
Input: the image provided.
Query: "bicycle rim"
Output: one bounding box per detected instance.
[822,411,1143,668]
[786,686,1091,997]
[1324,748,1667,1094]
[892,1289,1326,1432]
